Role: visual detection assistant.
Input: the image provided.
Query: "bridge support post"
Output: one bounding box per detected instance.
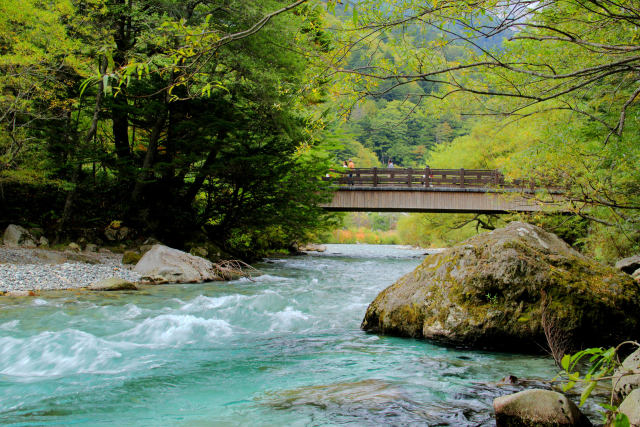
[407,168,413,187]
[460,168,465,188]
[373,167,378,187]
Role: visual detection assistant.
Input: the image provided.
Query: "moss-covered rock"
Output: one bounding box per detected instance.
[361,222,640,352]
[122,251,141,265]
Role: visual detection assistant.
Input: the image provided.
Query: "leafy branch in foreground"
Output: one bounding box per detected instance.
[554,341,640,425]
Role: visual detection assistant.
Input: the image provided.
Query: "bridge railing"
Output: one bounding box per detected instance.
[324,168,506,188]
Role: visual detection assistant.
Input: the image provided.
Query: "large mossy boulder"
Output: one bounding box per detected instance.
[361,222,640,352]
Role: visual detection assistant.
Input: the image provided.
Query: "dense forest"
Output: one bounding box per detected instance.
[0,0,338,259]
[1,0,639,262]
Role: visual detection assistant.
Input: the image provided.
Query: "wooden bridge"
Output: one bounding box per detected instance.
[322,168,563,213]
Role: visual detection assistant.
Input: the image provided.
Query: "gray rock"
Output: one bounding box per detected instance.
[299,243,327,253]
[87,277,137,291]
[361,221,640,352]
[38,236,49,247]
[616,255,640,275]
[84,243,98,253]
[134,244,220,283]
[613,348,640,405]
[494,389,592,426]
[67,242,81,252]
[619,388,640,426]
[3,225,36,248]
[99,248,112,254]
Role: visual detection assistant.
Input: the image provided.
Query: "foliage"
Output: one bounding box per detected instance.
[555,342,639,425]
[0,0,339,258]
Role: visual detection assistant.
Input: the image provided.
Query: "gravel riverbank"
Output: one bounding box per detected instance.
[0,247,141,293]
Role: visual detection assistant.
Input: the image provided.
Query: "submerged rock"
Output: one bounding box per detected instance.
[261,379,404,409]
[88,277,137,291]
[493,389,591,426]
[134,244,220,283]
[613,347,640,405]
[361,222,640,352]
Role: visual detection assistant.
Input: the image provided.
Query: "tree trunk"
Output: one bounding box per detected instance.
[131,109,167,202]
[58,58,107,239]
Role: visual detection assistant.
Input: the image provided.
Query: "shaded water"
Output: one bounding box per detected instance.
[0,244,561,426]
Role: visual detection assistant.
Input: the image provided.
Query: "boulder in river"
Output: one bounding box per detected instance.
[88,277,137,291]
[134,244,220,283]
[616,255,640,275]
[493,389,592,426]
[613,347,640,405]
[361,222,640,352]
[3,224,36,248]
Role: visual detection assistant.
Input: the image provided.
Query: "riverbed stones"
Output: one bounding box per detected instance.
[613,348,640,405]
[493,389,592,426]
[88,277,137,291]
[616,255,640,275]
[3,225,37,248]
[361,221,640,352]
[134,244,220,283]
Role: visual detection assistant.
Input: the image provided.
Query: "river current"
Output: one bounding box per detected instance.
[0,244,560,426]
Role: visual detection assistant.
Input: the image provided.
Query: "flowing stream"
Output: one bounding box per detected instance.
[0,244,561,426]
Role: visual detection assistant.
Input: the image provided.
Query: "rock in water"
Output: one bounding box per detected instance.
[88,278,137,291]
[3,224,36,248]
[134,244,220,283]
[493,389,592,426]
[361,222,640,352]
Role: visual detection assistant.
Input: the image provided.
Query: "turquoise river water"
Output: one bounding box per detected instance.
[0,244,563,426]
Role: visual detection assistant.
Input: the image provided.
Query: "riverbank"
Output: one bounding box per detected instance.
[0,246,140,294]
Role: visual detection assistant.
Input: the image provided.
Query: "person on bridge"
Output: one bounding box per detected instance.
[387,160,394,168]
[348,159,355,185]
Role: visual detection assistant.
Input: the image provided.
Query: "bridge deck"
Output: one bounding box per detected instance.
[322,168,562,213]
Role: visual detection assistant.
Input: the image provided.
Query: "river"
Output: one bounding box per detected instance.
[0,244,560,426]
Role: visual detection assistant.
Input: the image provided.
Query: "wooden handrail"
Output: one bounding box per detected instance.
[324,168,514,188]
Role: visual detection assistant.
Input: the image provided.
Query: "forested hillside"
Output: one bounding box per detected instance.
[325,0,640,261]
